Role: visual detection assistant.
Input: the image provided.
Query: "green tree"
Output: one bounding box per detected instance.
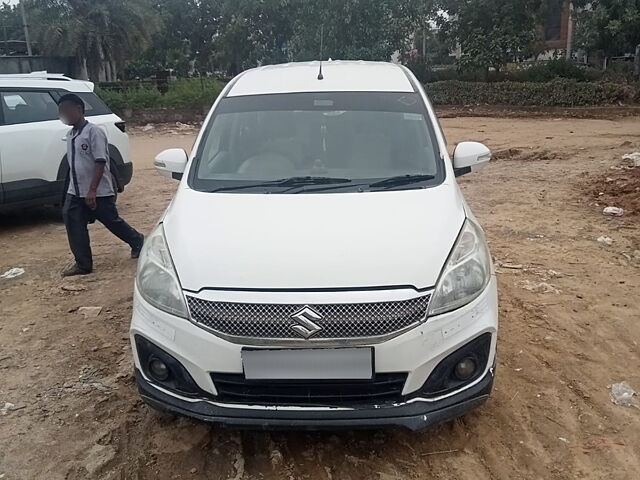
[0,3,23,56]
[212,0,296,76]
[574,0,640,57]
[209,0,433,74]
[126,0,222,78]
[124,0,434,78]
[436,0,542,77]
[288,0,433,62]
[25,0,159,81]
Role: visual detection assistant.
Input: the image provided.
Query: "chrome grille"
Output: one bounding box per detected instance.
[186,294,431,341]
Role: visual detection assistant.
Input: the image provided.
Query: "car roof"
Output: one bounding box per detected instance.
[226,61,415,97]
[0,72,94,92]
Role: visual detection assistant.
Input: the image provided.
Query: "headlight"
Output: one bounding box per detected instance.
[428,220,492,316]
[136,224,188,318]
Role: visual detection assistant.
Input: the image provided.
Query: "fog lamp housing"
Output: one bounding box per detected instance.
[135,335,203,397]
[419,333,492,397]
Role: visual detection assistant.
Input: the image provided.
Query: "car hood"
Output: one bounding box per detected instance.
[163,184,466,292]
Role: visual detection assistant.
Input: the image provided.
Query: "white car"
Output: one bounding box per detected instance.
[0,72,132,209]
[131,61,497,431]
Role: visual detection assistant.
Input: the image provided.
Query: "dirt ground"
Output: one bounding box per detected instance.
[1,114,639,480]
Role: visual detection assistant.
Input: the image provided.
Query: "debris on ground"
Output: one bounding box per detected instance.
[61,284,87,292]
[518,280,560,294]
[270,449,284,468]
[622,152,640,167]
[603,206,624,217]
[543,269,564,279]
[1,267,25,279]
[597,236,614,246]
[502,263,524,269]
[77,366,112,392]
[610,382,640,408]
[585,166,640,216]
[78,306,103,318]
[620,251,640,266]
[495,261,525,274]
[1,402,15,416]
[141,124,155,132]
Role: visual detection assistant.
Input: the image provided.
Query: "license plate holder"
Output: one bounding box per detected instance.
[241,347,374,380]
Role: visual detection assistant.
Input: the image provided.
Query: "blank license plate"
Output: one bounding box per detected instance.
[242,348,373,380]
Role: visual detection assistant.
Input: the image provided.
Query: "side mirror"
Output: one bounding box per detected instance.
[453,142,491,177]
[154,149,188,180]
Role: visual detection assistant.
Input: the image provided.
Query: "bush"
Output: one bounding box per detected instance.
[601,60,637,84]
[506,58,593,82]
[96,78,224,114]
[425,79,638,106]
[97,77,637,112]
[161,78,223,109]
[409,64,503,83]
[409,58,608,84]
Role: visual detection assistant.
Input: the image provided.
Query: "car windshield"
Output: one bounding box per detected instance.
[190,92,443,193]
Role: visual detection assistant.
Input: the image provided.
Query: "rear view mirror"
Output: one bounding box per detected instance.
[453,142,491,177]
[154,149,188,180]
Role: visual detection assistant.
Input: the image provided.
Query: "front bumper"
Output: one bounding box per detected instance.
[136,366,494,431]
[131,277,498,431]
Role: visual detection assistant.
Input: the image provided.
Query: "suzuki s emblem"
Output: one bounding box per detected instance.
[290,306,323,339]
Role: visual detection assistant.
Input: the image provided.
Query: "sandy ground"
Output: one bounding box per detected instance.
[1,115,639,480]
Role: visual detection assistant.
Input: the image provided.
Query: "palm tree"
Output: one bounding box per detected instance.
[26,0,159,81]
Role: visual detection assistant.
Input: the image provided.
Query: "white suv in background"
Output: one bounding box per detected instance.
[132,61,497,431]
[0,72,132,209]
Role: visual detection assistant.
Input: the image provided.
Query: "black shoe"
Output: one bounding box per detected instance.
[62,264,92,277]
[131,235,145,259]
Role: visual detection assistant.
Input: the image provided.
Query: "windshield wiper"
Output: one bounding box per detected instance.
[210,176,352,193]
[368,174,436,190]
[290,182,371,194]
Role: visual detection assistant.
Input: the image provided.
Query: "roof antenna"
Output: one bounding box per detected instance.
[317,25,324,80]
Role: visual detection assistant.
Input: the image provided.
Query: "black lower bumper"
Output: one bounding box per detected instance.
[135,367,494,431]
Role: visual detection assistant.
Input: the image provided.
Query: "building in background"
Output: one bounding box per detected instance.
[543,0,571,51]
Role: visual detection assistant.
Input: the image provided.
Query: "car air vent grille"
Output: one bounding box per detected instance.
[186,294,431,342]
[211,372,408,406]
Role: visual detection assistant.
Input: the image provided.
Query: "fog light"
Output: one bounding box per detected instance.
[454,357,477,380]
[149,357,170,381]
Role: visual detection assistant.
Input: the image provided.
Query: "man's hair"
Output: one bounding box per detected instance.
[58,93,85,113]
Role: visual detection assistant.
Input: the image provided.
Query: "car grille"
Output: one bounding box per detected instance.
[186,294,431,342]
[211,372,408,406]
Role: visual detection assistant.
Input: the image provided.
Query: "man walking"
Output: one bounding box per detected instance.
[58,93,144,277]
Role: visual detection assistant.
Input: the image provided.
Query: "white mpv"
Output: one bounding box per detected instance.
[131,61,497,430]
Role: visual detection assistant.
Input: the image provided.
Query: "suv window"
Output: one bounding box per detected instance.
[0,90,59,125]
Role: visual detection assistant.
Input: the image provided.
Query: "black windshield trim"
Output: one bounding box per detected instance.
[214,91,429,114]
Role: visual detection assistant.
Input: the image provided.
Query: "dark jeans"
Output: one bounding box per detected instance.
[62,194,142,272]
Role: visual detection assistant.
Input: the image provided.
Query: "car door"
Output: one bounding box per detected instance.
[0,88,68,204]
